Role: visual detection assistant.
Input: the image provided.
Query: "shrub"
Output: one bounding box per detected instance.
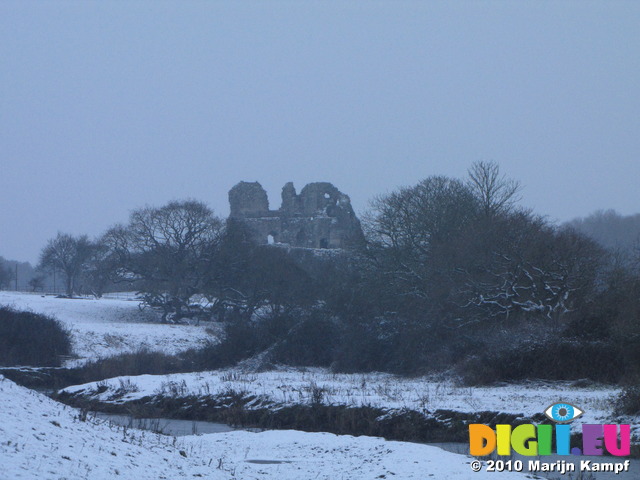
[205,317,274,365]
[1,348,204,390]
[615,385,640,416]
[182,319,273,371]
[0,306,72,367]
[330,315,456,375]
[272,314,338,367]
[189,309,336,370]
[457,338,625,386]
[76,348,188,380]
[331,321,395,373]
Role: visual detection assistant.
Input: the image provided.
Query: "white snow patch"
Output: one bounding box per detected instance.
[0,292,219,366]
[1,376,532,479]
[62,367,625,428]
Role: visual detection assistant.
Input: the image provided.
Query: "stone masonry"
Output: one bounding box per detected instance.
[228,181,365,249]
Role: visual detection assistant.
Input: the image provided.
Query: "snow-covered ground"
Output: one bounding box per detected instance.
[0,292,219,365]
[3,290,638,478]
[61,367,625,429]
[1,376,533,479]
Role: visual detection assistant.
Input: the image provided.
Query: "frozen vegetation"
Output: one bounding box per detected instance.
[60,367,630,434]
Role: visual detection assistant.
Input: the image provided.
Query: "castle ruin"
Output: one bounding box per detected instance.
[228,181,365,249]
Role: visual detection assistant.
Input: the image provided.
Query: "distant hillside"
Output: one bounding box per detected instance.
[565,209,640,253]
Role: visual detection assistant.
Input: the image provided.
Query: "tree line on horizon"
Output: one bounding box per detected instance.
[2,162,640,383]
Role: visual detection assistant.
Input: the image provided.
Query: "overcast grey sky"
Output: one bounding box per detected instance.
[1,1,639,263]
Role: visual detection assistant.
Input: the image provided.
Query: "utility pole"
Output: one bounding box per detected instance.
[15,264,18,291]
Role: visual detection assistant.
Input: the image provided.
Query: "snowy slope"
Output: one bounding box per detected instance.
[0,292,218,365]
[1,376,532,479]
[0,375,224,479]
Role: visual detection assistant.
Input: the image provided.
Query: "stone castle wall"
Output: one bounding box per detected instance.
[228,181,365,249]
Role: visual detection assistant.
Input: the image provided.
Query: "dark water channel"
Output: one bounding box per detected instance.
[94,412,236,435]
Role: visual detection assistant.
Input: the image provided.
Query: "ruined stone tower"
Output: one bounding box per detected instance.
[228,181,365,249]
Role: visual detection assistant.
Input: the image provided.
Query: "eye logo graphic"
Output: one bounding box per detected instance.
[544,402,584,423]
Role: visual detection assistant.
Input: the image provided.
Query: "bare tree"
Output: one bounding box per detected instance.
[467,161,522,217]
[457,216,604,329]
[28,275,45,292]
[0,258,14,290]
[102,200,224,322]
[364,171,602,333]
[364,175,479,303]
[38,233,94,297]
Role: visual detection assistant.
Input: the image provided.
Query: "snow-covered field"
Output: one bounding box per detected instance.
[0,292,218,365]
[61,367,624,429]
[1,376,533,479]
[3,290,639,479]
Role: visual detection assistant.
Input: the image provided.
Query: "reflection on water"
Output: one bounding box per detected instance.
[94,412,235,436]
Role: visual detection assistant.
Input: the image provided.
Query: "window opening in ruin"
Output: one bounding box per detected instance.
[267,234,275,245]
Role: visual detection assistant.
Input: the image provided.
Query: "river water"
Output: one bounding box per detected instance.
[94,412,236,435]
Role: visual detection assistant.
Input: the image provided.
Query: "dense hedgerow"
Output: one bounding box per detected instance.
[456,338,626,386]
[0,306,72,367]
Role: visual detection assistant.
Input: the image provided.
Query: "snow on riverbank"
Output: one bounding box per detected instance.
[61,367,622,427]
[1,376,532,479]
[0,375,220,479]
[0,292,218,365]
